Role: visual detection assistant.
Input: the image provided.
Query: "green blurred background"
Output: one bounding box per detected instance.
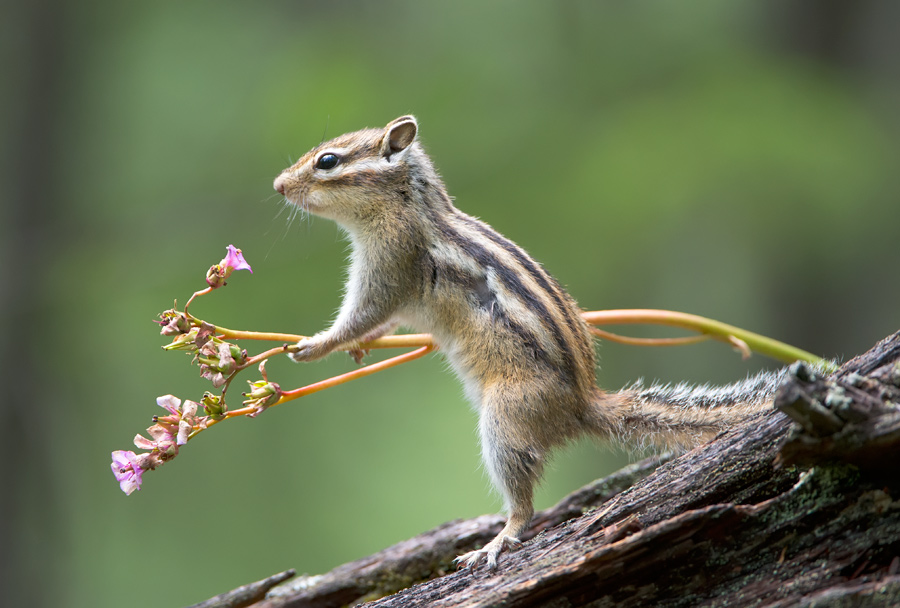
[3,1,898,606]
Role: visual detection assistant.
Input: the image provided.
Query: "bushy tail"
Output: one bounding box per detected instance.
[591,368,789,452]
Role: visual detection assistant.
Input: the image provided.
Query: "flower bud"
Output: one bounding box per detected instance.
[206,263,227,288]
[156,309,192,336]
[229,344,248,366]
[215,342,237,375]
[242,380,282,417]
[201,392,226,418]
[163,327,200,352]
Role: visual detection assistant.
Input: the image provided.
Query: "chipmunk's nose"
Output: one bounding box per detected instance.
[273,174,286,195]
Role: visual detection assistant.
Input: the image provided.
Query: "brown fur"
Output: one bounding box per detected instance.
[273,116,784,569]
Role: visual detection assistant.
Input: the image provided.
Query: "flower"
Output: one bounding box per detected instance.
[133,425,177,455]
[111,450,145,495]
[112,396,205,495]
[157,394,183,416]
[200,367,226,388]
[206,245,252,288]
[177,400,198,445]
[154,395,199,446]
[222,245,252,274]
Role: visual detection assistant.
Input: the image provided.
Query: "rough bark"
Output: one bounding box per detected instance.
[192,331,900,608]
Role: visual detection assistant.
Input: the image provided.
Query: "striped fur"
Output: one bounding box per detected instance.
[613,368,788,451]
[273,116,785,569]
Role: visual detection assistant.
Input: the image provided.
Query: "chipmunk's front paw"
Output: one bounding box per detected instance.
[453,535,522,571]
[289,335,332,363]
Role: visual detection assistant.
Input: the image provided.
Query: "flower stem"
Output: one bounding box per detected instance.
[183,308,834,444]
[241,345,294,368]
[208,324,434,350]
[191,345,435,437]
[581,309,836,371]
[183,287,213,317]
[277,344,435,403]
[588,327,711,347]
[207,311,831,369]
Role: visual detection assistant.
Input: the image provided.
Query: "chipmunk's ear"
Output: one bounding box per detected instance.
[383,115,418,158]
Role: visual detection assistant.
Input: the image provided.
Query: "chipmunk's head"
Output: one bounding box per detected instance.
[274,115,423,226]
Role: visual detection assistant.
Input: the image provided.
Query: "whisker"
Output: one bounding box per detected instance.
[320,115,330,145]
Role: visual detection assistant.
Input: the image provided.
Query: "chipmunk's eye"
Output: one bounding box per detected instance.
[315,153,340,170]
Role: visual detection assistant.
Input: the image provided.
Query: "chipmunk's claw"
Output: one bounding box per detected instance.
[289,336,330,363]
[454,535,522,571]
[348,348,370,364]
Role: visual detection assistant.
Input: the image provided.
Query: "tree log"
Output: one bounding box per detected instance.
[193,331,900,608]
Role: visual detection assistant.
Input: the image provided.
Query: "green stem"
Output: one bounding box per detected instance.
[582,309,836,372]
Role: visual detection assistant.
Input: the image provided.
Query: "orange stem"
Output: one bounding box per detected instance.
[588,326,710,347]
[194,345,435,435]
[277,344,435,403]
[184,287,213,317]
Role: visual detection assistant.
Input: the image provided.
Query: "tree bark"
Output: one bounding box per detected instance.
[193,331,900,608]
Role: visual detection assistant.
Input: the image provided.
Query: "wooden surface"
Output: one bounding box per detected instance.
[192,331,900,608]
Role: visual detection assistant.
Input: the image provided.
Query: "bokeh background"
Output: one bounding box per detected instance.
[3,1,899,606]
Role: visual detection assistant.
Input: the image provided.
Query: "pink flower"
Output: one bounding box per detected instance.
[222,245,252,274]
[111,450,145,495]
[157,394,183,416]
[177,400,198,445]
[153,395,199,446]
[111,395,203,494]
[133,424,178,455]
[206,245,252,288]
[200,366,226,388]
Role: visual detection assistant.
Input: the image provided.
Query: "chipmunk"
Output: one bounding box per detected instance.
[273,115,787,570]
